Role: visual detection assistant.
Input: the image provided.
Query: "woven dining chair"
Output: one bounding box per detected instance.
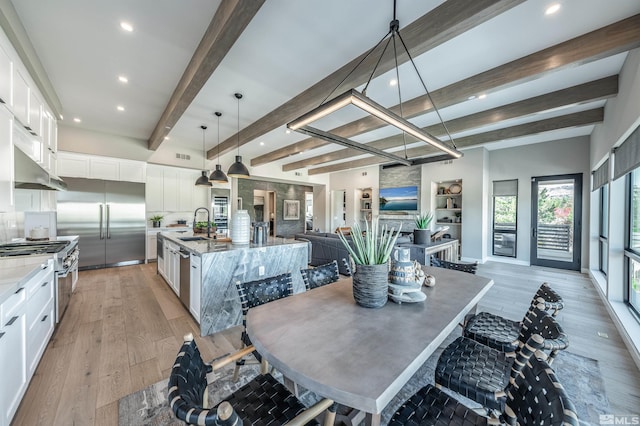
[389,353,578,426]
[430,256,478,274]
[434,306,569,412]
[233,273,293,380]
[463,282,565,353]
[168,334,337,426]
[301,260,340,291]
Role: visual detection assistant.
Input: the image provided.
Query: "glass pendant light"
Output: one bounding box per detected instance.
[195,125,212,187]
[227,92,250,178]
[209,111,228,183]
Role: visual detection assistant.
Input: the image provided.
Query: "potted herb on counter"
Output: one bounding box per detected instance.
[149,215,164,228]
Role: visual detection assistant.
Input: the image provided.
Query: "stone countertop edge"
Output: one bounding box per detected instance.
[0,254,54,305]
[158,231,307,256]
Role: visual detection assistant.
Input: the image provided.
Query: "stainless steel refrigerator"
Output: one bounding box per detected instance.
[57,177,146,270]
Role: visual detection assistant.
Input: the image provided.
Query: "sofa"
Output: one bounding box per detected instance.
[294,231,412,275]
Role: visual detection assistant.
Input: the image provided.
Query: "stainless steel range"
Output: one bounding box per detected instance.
[0,238,79,323]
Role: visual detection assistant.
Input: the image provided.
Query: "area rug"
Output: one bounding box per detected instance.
[119,336,610,425]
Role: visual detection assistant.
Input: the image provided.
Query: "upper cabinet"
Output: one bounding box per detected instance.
[57,152,146,183]
[12,69,29,127]
[146,164,210,213]
[0,105,14,212]
[0,44,12,106]
[27,91,42,136]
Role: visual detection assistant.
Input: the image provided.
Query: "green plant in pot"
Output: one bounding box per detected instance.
[194,221,216,234]
[149,215,164,228]
[338,219,401,308]
[413,212,433,245]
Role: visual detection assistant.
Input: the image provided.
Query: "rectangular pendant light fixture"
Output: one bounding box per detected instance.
[287,89,463,160]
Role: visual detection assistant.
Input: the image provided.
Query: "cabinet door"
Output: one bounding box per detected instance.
[89,158,119,180]
[28,91,42,136]
[12,69,29,126]
[120,161,146,183]
[0,44,12,106]
[178,170,193,211]
[0,106,14,212]
[1,312,27,425]
[163,169,179,211]
[190,255,201,322]
[157,239,165,276]
[145,165,164,211]
[147,234,157,260]
[57,152,89,178]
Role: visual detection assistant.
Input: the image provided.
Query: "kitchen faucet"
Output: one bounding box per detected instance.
[193,207,211,238]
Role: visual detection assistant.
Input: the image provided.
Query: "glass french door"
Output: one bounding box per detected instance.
[530,173,582,271]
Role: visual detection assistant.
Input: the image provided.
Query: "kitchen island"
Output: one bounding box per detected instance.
[158,232,308,336]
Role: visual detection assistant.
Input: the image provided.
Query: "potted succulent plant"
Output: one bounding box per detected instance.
[338,219,401,308]
[149,215,164,228]
[413,212,433,245]
[193,221,217,234]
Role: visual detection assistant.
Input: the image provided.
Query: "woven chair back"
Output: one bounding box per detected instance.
[430,256,478,274]
[235,273,293,314]
[530,282,565,316]
[518,306,569,361]
[504,357,579,426]
[301,260,340,290]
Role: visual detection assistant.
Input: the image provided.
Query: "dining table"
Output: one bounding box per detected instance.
[246,265,494,426]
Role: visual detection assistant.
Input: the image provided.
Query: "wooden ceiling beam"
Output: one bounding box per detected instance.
[282,75,618,171]
[205,0,525,160]
[147,0,265,150]
[307,108,604,175]
[255,13,640,167]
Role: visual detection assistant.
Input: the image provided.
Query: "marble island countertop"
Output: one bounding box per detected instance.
[0,254,53,305]
[158,231,306,256]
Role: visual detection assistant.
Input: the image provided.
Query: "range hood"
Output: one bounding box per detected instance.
[14,146,67,191]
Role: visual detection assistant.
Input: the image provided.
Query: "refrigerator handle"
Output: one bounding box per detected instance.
[106,204,111,239]
[99,204,104,240]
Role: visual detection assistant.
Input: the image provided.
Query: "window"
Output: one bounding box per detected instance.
[627,170,640,315]
[599,184,608,275]
[492,180,517,257]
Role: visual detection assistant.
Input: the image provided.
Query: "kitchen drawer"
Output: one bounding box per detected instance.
[26,298,54,378]
[25,260,54,299]
[1,285,26,326]
[26,272,54,330]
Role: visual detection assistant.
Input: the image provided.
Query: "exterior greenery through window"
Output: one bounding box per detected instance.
[627,170,640,316]
[492,180,517,257]
[599,184,608,275]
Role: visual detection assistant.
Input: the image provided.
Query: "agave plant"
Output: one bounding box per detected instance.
[414,212,433,230]
[338,219,401,265]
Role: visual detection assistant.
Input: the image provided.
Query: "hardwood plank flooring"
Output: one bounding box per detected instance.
[11,261,640,425]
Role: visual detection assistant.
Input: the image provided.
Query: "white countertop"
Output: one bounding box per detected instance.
[0,254,53,305]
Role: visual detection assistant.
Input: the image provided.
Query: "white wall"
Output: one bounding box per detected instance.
[488,136,591,268]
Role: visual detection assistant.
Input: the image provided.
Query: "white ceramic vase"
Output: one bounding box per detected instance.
[231,210,251,244]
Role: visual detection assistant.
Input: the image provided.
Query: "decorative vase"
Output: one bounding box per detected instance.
[413,229,430,245]
[152,221,161,228]
[352,263,389,308]
[230,210,251,244]
[389,247,415,285]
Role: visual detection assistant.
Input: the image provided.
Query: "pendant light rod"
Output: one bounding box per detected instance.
[209,111,229,183]
[195,125,212,186]
[227,92,250,178]
[235,93,242,156]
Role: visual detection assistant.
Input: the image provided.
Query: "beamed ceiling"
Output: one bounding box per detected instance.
[7,0,640,178]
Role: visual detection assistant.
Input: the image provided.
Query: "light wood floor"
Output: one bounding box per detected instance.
[12,261,640,425]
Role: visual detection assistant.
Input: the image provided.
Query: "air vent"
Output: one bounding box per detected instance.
[295,171,302,176]
[442,160,454,165]
[175,153,191,160]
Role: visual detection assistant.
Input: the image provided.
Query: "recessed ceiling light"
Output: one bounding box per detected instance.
[389,79,398,87]
[120,21,134,32]
[260,142,264,146]
[59,114,64,120]
[478,94,487,100]
[285,129,291,134]
[117,105,125,111]
[73,117,81,123]
[545,3,561,15]
[118,75,128,83]
[467,95,477,100]
[165,126,171,130]
[164,136,170,140]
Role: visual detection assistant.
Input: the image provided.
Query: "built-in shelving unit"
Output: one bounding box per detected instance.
[358,187,373,224]
[434,180,462,255]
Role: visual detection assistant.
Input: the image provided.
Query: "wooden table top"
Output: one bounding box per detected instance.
[246,266,493,415]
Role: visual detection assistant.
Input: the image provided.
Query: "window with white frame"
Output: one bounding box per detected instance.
[599,183,608,275]
[627,171,640,315]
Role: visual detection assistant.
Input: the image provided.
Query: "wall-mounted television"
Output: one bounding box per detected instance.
[379,185,418,211]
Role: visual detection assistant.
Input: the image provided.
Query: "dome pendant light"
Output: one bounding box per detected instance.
[195,125,212,187]
[227,93,250,178]
[209,111,228,183]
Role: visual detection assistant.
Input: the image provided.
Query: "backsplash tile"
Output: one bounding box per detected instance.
[0,211,24,243]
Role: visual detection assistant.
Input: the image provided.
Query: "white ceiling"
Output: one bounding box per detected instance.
[9,0,640,175]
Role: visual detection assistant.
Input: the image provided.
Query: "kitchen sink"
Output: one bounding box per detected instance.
[178,236,210,242]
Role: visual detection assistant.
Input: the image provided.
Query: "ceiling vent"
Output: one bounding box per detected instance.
[175,153,191,160]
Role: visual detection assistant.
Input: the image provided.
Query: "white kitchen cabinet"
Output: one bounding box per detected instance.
[0,285,27,426]
[147,233,158,261]
[0,105,14,212]
[163,169,179,211]
[164,241,180,296]
[25,260,55,379]
[12,68,29,127]
[0,43,12,106]
[190,254,201,323]
[157,237,166,277]
[89,157,119,180]
[57,152,146,182]
[28,91,42,136]
[146,165,163,211]
[178,170,193,211]
[119,160,146,183]
[57,152,88,177]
